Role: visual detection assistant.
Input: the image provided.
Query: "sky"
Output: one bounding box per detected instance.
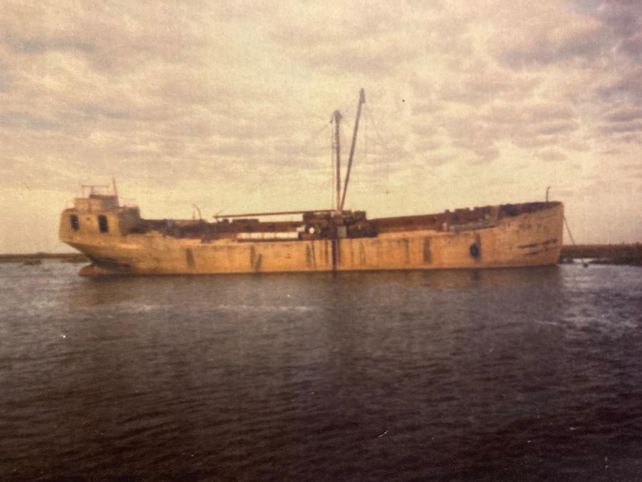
[1,0,641,253]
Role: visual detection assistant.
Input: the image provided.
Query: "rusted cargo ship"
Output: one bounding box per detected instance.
[59,90,564,275]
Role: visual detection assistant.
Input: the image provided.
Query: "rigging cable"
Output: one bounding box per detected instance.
[364,105,395,157]
[281,118,332,208]
[364,104,400,184]
[563,215,588,267]
[295,121,331,159]
[364,104,394,187]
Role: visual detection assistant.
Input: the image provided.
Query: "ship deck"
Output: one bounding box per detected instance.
[130,201,561,241]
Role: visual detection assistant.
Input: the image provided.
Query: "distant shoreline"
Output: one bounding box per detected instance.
[0,253,88,264]
[1,244,640,266]
[560,244,641,266]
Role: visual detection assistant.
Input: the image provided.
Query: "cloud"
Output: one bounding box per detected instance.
[604,106,642,123]
[485,1,608,68]
[597,67,642,102]
[0,2,214,70]
[437,69,540,106]
[0,0,641,250]
[537,149,567,162]
[267,4,423,75]
[593,101,642,144]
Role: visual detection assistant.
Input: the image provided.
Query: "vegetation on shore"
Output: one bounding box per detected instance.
[0,253,88,264]
[560,244,642,266]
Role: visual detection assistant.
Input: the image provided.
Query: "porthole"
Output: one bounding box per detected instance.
[70,215,80,231]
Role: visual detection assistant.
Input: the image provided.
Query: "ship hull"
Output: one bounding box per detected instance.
[62,203,563,275]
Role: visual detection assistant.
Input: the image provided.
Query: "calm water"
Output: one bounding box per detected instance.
[0,262,641,481]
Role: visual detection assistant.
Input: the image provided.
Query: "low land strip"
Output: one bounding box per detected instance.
[0,253,88,264]
[560,244,641,266]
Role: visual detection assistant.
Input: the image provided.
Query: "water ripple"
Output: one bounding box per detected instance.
[0,263,641,480]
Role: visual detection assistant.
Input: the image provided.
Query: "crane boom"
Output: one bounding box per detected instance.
[340,88,366,211]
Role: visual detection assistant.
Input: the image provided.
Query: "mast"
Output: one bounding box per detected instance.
[112,177,119,204]
[340,88,366,211]
[333,110,342,213]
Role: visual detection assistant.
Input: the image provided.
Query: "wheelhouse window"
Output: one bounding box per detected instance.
[98,215,109,233]
[70,214,80,231]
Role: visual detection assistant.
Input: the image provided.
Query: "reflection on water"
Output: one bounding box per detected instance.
[0,262,640,480]
[73,264,562,292]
